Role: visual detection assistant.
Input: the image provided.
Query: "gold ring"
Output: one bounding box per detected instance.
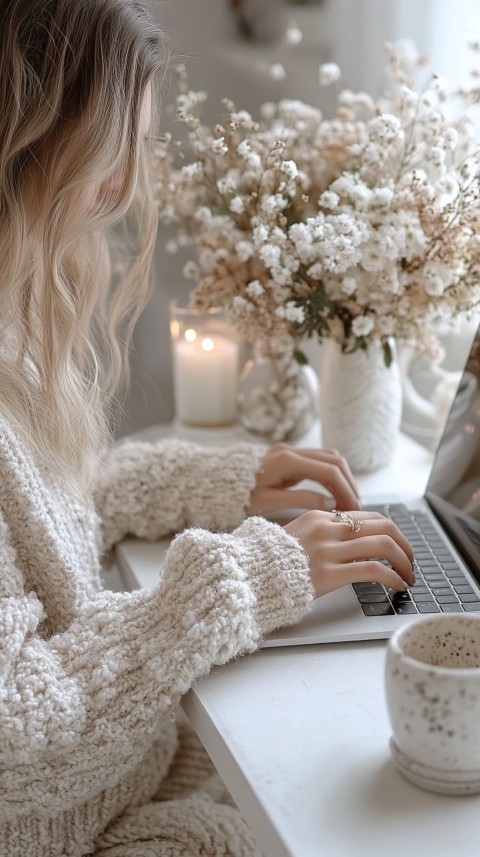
[332,509,364,533]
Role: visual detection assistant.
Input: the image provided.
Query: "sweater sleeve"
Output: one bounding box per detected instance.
[0,512,314,820]
[94,439,268,551]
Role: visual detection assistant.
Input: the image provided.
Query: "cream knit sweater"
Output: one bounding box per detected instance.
[0,418,314,857]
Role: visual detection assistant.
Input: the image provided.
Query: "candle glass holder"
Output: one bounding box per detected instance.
[169,302,241,427]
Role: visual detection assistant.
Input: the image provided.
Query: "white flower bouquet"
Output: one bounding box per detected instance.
[151,42,480,366]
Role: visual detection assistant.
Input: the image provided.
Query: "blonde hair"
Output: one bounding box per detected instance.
[0,0,167,491]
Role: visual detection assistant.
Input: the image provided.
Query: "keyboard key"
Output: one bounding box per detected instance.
[463,603,480,612]
[440,603,464,613]
[394,603,418,615]
[416,602,441,613]
[448,577,469,587]
[387,590,411,601]
[430,585,455,595]
[412,592,438,602]
[454,585,475,595]
[444,569,467,581]
[352,583,384,594]
[357,593,390,603]
[436,594,460,604]
[361,603,395,616]
[458,594,480,603]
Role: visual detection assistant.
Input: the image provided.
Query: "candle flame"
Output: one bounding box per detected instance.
[184,328,197,342]
[201,337,214,352]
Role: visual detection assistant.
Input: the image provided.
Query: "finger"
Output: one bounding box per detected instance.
[332,559,411,592]
[311,558,409,598]
[254,488,332,513]
[330,515,415,563]
[334,534,415,585]
[279,448,360,504]
[327,510,385,522]
[293,448,360,502]
[279,455,359,510]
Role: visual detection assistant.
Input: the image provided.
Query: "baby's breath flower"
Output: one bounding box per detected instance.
[341,277,357,296]
[261,193,288,216]
[183,261,200,279]
[232,295,251,310]
[236,241,254,262]
[211,137,228,154]
[231,109,254,127]
[195,207,212,223]
[217,176,237,195]
[284,302,305,323]
[253,223,269,244]
[246,280,265,298]
[259,243,282,268]
[368,114,404,145]
[444,128,458,149]
[280,160,299,180]
[181,162,203,179]
[371,187,394,207]
[352,315,375,336]
[318,190,340,209]
[424,275,446,297]
[319,62,341,86]
[269,63,286,81]
[198,249,216,272]
[260,101,277,120]
[229,196,245,214]
[285,22,303,46]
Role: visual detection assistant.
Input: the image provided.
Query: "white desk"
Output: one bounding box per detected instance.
[116,427,479,857]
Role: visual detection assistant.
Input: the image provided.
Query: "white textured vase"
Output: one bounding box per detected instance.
[319,339,402,473]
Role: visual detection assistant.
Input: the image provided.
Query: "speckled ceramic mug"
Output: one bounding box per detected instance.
[385,615,480,795]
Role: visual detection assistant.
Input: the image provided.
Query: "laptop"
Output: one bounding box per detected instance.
[264,322,480,647]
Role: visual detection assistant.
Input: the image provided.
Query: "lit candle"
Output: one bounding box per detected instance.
[172,327,240,426]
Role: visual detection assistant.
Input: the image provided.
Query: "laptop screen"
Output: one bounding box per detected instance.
[426,323,480,575]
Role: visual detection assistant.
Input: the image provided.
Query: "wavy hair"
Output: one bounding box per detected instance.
[0,0,167,491]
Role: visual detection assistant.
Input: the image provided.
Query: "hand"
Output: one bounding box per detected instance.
[247,443,361,516]
[285,510,415,598]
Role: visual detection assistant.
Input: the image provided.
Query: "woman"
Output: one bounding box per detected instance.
[0,2,414,855]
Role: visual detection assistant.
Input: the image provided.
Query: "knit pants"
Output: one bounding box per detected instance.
[94,718,263,857]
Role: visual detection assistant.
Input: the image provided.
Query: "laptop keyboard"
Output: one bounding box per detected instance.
[352,503,480,616]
